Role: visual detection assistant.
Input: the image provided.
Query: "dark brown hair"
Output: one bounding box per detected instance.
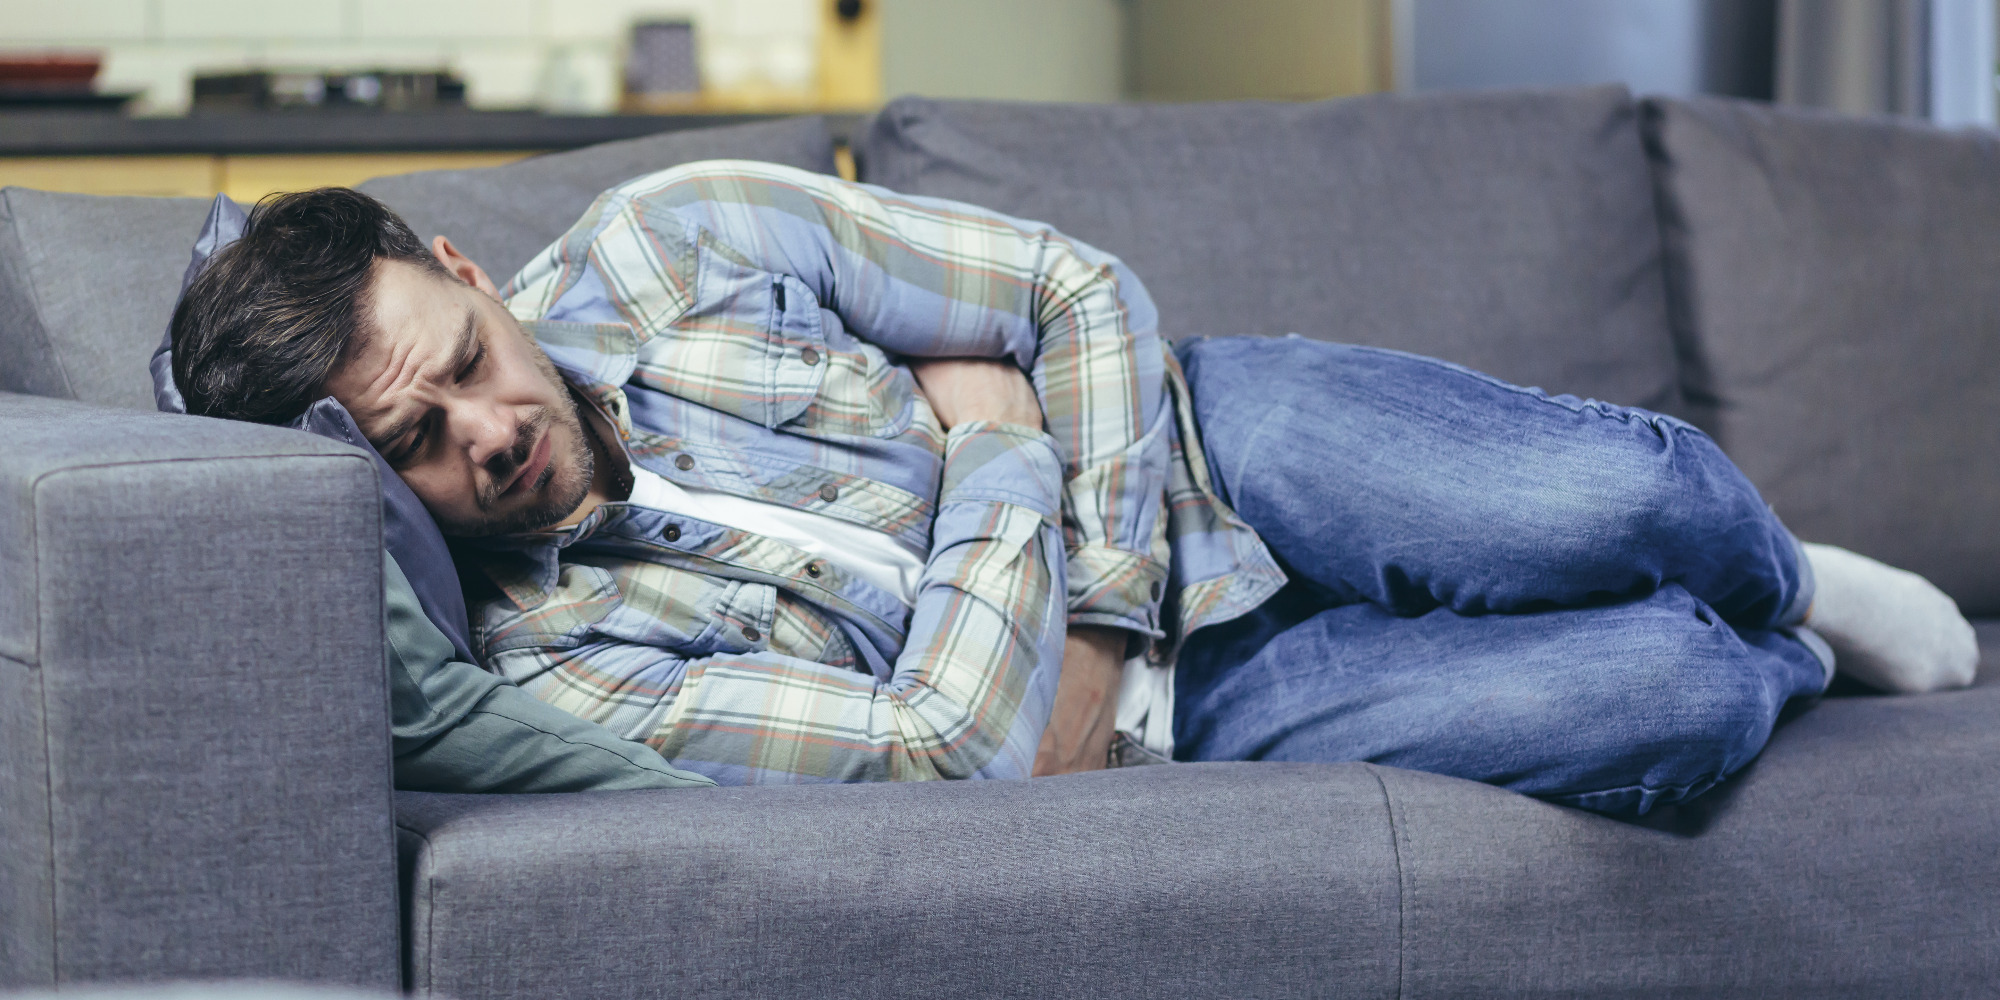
[170,187,448,424]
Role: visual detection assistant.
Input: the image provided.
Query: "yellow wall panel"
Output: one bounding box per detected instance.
[0,156,220,198]
[0,152,542,201]
[218,152,537,204]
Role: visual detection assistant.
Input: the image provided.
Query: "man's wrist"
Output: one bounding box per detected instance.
[1033,625,1129,776]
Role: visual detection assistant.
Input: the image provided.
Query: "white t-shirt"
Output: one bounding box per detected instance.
[626,463,926,607]
[626,462,1174,758]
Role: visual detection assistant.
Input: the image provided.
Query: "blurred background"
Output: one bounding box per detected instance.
[1,0,1994,198]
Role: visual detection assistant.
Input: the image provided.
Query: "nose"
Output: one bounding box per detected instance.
[454,397,522,472]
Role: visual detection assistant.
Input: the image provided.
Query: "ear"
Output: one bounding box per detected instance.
[430,235,500,298]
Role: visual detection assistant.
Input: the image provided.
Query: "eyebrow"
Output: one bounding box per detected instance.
[371,308,479,454]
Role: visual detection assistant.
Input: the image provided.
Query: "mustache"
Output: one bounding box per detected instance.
[475,406,552,511]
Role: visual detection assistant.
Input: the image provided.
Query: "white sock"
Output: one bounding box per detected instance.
[1802,542,1979,693]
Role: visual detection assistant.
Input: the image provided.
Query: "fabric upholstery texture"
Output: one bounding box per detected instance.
[1644,97,2000,615]
[857,86,1684,413]
[0,393,400,991]
[357,116,839,285]
[396,763,1401,1000]
[2,985,395,1000]
[6,98,2000,998]
[0,189,214,409]
[1383,680,2000,998]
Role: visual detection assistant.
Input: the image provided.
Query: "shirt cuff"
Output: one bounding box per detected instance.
[1067,543,1169,643]
[939,420,1064,520]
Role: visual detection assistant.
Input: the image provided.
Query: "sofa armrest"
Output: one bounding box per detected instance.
[0,393,400,991]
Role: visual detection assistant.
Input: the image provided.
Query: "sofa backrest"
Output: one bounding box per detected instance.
[0,189,212,410]
[1644,97,2000,615]
[0,116,838,411]
[856,86,1684,414]
[358,116,838,290]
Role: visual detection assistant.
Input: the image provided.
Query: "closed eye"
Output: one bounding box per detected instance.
[388,416,432,468]
[457,339,486,382]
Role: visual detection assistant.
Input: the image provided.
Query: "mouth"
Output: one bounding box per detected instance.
[500,429,554,500]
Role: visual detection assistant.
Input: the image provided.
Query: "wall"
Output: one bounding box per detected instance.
[1127,0,1390,102]
[0,0,826,114]
[878,0,1124,103]
[1402,0,1777,98]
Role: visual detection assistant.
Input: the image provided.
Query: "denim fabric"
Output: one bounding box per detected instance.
[1173,336,1829,815]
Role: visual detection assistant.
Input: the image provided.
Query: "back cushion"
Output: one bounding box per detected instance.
[0,189,213,409]
[858,86,1682,412]
[0,116,837,411]
[359,116,838,286]
[1645,96,2000,614]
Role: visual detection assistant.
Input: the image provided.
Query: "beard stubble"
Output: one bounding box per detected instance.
[436,342,596,537]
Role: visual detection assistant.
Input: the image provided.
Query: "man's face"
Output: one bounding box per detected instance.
[326,251,594,537]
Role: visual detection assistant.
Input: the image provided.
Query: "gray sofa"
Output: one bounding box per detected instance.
[4,87,1997,999]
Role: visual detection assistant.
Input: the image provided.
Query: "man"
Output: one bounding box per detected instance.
[170,162,1978,811]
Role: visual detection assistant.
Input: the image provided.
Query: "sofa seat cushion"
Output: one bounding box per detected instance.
[857,86,1683,413]
[358,116,838,288]
[395,763,1401,1000]
[1644,97,2000,615]
[398,631,1998,999]
[1382,675,2000,998]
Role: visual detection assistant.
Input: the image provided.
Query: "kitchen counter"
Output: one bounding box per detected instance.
[0,109,865,156]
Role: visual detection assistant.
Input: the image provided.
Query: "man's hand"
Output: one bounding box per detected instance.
[1033,626,1127,775]
[908,358,1044,432]
[911,358,1119,773]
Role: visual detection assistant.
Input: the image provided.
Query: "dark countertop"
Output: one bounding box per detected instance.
[0,110,867,156]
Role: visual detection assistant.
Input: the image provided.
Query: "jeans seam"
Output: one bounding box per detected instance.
[1342,343,1704,434]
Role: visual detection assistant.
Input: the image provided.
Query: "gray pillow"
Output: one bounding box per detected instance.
[1644,96,2000,615]
[359,116,838,285]
[856,87,1683,412]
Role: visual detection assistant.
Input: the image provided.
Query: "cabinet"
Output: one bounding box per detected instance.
[0,151,534,200]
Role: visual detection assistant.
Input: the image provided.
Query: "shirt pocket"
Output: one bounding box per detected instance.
[631,246,827,430]
[580,558,776,659]
[477,561,623,661]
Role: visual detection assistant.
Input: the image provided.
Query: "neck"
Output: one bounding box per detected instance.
[554,397,629,529]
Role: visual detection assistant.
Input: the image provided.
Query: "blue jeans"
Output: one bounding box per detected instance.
[1173,337,1830,816]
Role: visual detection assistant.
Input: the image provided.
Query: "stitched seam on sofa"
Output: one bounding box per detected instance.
[393,821,438,995]
[0,652,54,984]
[1636,99,1722,432]
[426,863,436,996]
[27,451,381,486]
[27,642,59,982]
[1365,764,1405,1000]
[1,190,80,401]
[22,444,60,982]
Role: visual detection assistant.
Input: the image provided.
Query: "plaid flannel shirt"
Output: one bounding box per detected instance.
[468,161,1284,784]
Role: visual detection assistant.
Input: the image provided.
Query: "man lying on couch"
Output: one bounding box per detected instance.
[167,162,1978,812]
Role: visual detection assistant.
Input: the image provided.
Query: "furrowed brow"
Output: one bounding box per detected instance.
[370,309,478,452]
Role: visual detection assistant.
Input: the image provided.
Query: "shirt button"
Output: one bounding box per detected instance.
[800,347,821,366]
[805,561,823,578]
[674,454,695,471]
[664,524,681,542]
[741,625,761,642]
[818,483,839,503]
